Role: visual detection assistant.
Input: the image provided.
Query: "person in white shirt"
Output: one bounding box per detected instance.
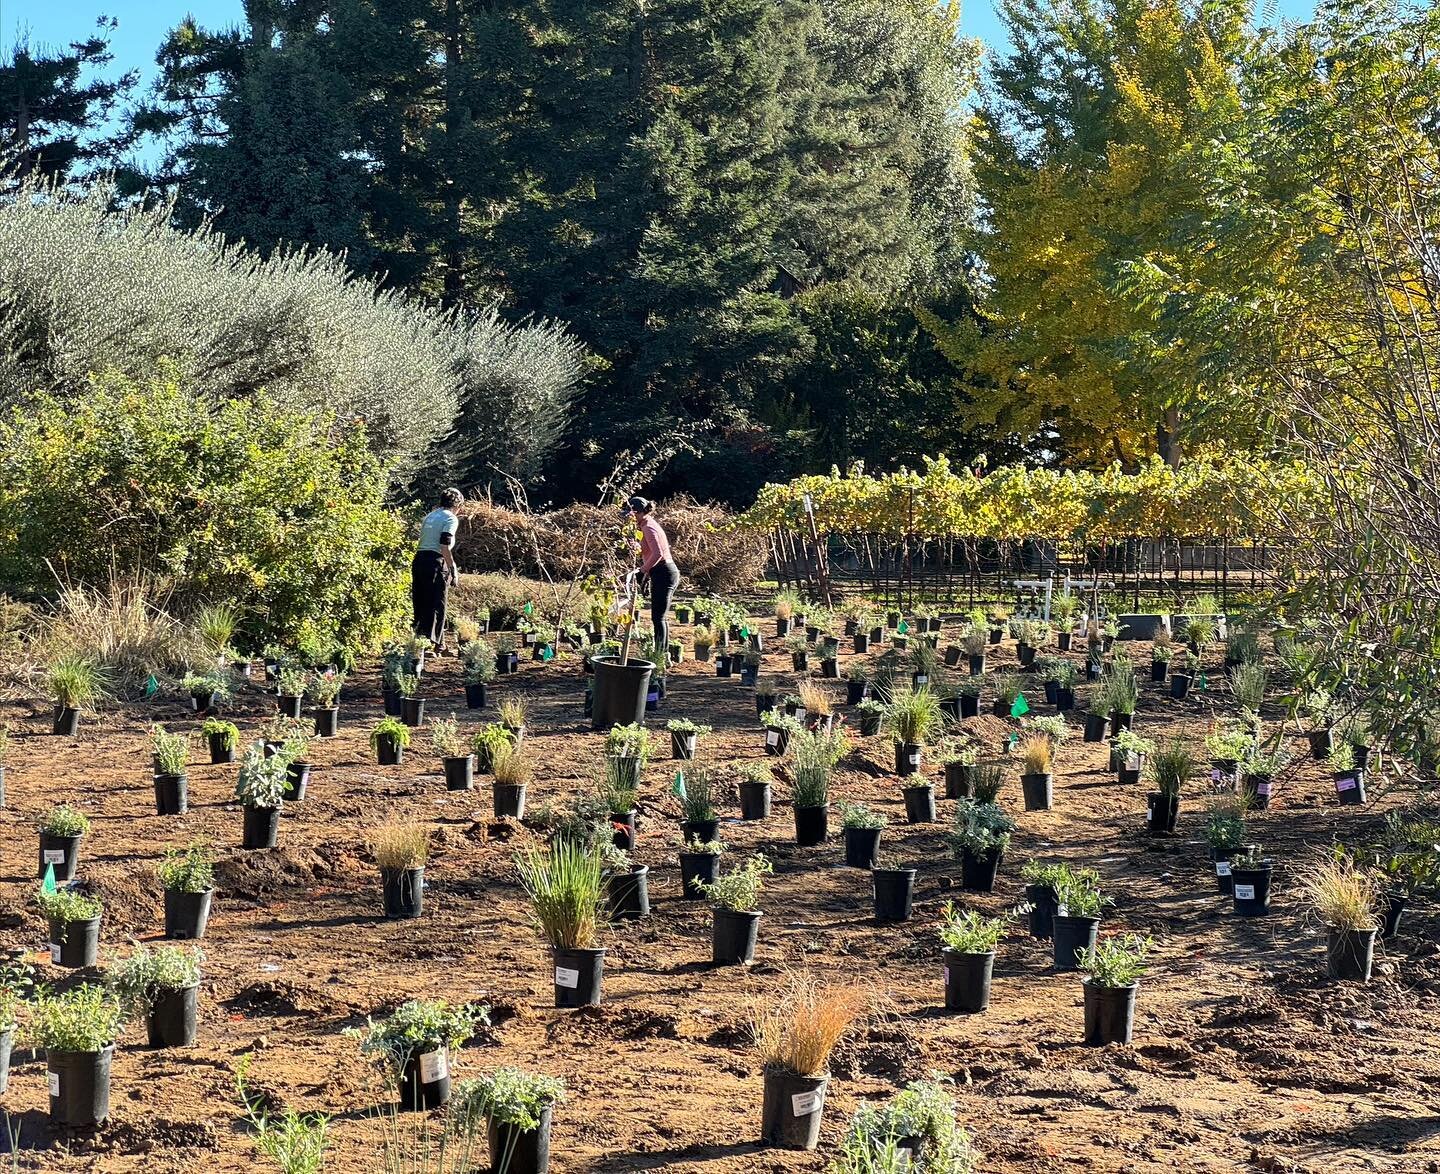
[413,487,464,651]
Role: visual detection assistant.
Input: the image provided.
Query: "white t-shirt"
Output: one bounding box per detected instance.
[417,508,459,554]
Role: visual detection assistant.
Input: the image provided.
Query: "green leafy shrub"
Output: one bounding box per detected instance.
[354,999,489,1075]
[27,984,125,1052]
[698,854,773,912]
[41,804,90,837]
[157,840,216,893]
[452,1068,565,1131]
[38,888,103,925]
[109,944,204,1013]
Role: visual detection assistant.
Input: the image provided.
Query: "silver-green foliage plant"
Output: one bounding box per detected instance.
[109,944,204,1013]
[235,745,289,809]
[354,1000,489,1076]
[835,1078,977,1173]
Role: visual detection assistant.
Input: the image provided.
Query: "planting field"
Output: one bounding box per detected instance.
[1,602,1437,1172]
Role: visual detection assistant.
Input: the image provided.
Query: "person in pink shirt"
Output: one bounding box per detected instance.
[627,496,680,655]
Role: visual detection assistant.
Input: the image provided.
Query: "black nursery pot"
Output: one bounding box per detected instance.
[399,1046,453,1112]
[164,888,213,940]
[208,733,236,764]
[606,865,650,920]
[1056,686,1075,711]
[382,866,425,919]
[284,761,310,803]
[443,755,475,791]
[1327,927,1377,981]
[902,785,937,824]
[845,680,868,706]
[492,782,527,819]
[1170,672,1192,699]
[1020,772,1053,812]
[895,742,923,777]
[1083,713,1109,743]
[944,761,974,800]
[1334,771,1366,805]
[853,633,871,655]
[1083,981,1137,1046]
[671,731,697,760]
[313,707,339,738]
[1307,728,1335,760]
[1110,711,1133,737]
[241,805,280,850]
[738,780,772,820]
[1044,681,1059,707]
[680,851,720,899]
[611,810,637,851]
[959,694,980,719]
[1209,844,1248,895]
[791,652,809,672]
[1230,862,1273,916]
[960,847,1002,893]
[49,916,101,968]
[872,868,916,922]
[276,693,303,719]
[47,1045,114,1127]
[761,1069,828,1150]
[496,651,520,675]
[1150,660,1168,682]
[40,831,82,882]
[843,825,881,869]
[154,773,189,816]
[712,908,762,964]
[943,645,962,668]
[1146,791,1180,834]
[382,689,403,717]
[376,734,405,765]
[147,984,198,1048]
[488,1104,553,1174]
[401,696,426,727]
[1052,913,1100,971]
[763,726,790,757]
[1025,884,1058,938]
[465,682,488,709]
[793,804,829,847]
[755,691,778,719]
[1058,632,1073,652]
[943,949,994,1013]
[1379,890,1406,939]
[554,947,606,1007]
[53,705,81,736]
[681,818,720,845]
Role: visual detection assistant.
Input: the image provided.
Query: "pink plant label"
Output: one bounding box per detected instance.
[1336,776,1357,791]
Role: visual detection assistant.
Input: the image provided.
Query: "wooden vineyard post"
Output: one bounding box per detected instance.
[801,493,833,608]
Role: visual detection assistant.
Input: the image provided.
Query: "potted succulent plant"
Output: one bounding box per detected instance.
[158,839,215,940]
[46,655,107,736]
[431,715,474,791]
[40,886,104,968]
[308,671,344,737]
[1078,933,1151,1045]
[39,803,89,882]
[356,999,488,1111]
[372,716,412,766]
[202,717,240,765]
[737,762,773,820]
[939,903,1007,1013]
[839,801,885,869]
[150,724,191,815]
[516,839,607,1007]
[1301,853,1380,981]
[234,745,287,849]
[455,1066,565,1174]
[30,983,125,1126]
[110,942,203,1048]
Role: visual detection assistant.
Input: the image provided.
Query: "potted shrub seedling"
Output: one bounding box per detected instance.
[603,723,648,847]
[158,839,216,940]
[737,762,773,820]
[784,633,809,672]
[381,646,407,716]
[1078,933,1151,1045]
[1054,595,1081,650]
[40,886,103,968]
[472,722,513,774]
[1239,744,1288,810]
[490,739,533,819]
[459,638,496,709]
[181,670,229,715]
[517,839,606,1007]
[30,983,125,1127]
[1052,870,1108,971]
[270,721,313,802]
[357,999,488,1112]
[1230,844,1274,916]
[47,655,107,736]
[844,663,870,707]
[369,819,428,920]
[752,973,866,1150]
[838,801,885,869]
[884,687,942,777]
[871,853,918,922]
[202,717,240,765]
[992,673,1025,721]
[235,745,287,849]
[760,709,800,758]
[1328,742,1366,806]
[1112,728,1154,784]
[1205,719,1255,787]
[275,665,307,718]
[603,843,650,920]
[1020,860,1089,939]
[1017,734,1054,811]
[901,773,937,824]
[952,674,982,719]
[667,718,710,761]
[947,789,1013,893]
[431,715,474,791]
[1302,853,1381,981]
[789,726,847,846]
[372,716,412,766]
[405,633,433,675]
[939,902,1007,1013]
[1150,640,1173,682]
[698,853,772,964]
[692,625,715,662]
[1225,629,1263,667]
[454,1067,565,1174]
[854,698,886,738]
[1301,690,1335,759]
[396,673,426,728]
[938,741,978,800]
[110,942,203,1048]
[151,724,191,815]
[39,803,89,882]
[1204,795,1252,895]
[1146,739,1196,835]
[678,835,725,899]
[308,671,344,737]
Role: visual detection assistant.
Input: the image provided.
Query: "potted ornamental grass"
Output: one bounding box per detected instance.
[372,716,412,766]
[1146,740,1196,835]
[752,972,867,1151]
[692,626,715,662]
[909,642,941,690]
[797,681,835,732]
[431,715,474,791]
[1083,685,1110,743]
[679,835,725,899]
[789,726,848,846]
[39,803,89,882]
[490,739,533,819]
[275,665,308,719]
[1230,660,1268,717]
[1052,870,1109,971]
[699,853,773,965]
[30,983,125,1127]
[667,718,710,761]
[1105,658,1139,735]
[1078,933,1151,1045]
[839,801,885,869]
[883,687,942,777]
[1301,853,1381,981]
[181,670,229,715]
[1203,795,1252,895]
[151,724,192,815]
[110,942,203,1048]
[47,655,107,736]
[939,902,1007,1013]
[678,764,721,843]
[948,791,1013,894]
[202,717,240,765]
[961,626,988,675]
[854,698,885,738]
[1017,734,1054,812]
[516,839,607,1007]
[235,745,288,850]
[454,1067,565,1174]
[499,696,529,744]
[473,722,514,774]
[308,671,344,737]
[356,998,488,1111]
[40,886,104,968]
[369,820,429,920]
[991,673,1025,720]
[460,638,496,709]
[603,844,650,921]
[159,838,216,940]
[1230,844,1274,916]
[737,762,773,820]
[602,728,647,849]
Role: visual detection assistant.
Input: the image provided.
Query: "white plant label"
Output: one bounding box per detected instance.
[916,674,928,685]
[1126,754,1141,771]
[791,1089,824,1116]
[909,752,921,766]
[793,707,807,722]
[765,731,779,747]
[43,849,66,864]
[1234,884,1256,900]
[419,1049,448,1083]
[942,966,950,984]
[1215,861,1232,877]
[554,966,580,989]
[49,942,62,960]
[48,1071,60,1097]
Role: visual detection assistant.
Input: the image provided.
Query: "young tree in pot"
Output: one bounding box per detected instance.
[699,852,773,964]
[884,686,942,777]
[235,745,287,849]
[371,716,412,766]
[516,838,607,1007]
[1146,740,1196,835]
[736,762,773,820]
[110,942,204,1048]
[202,717,239,765]
[39,887,104,968]
[854,698,886,737]
[490,739,533,819]
[47,655,107,736]
[1229,844,1274,916]
[158,839,215,940]
[939,902,1007,1013]
[667,718,710,761]
[454,1067,565,1174]
[753,972,867,1150]
[789,725,847,846]
[39,803,89,882]
[1017,734,1054,811]
[274,665,308,719]
[1078,933,1151,1046]
[150,724,192,815]
[396,673,426,729]
[1052,871,1109,971]
[29,983,126,1127]
[947,788,1013,893]
[1301,853,1381,982]
[431,715,474,791]
[839,801,886,868]
[370,820,429,919]
[1203,795,1251,895]
[307,671,344,737]
[356,999,489,1112]
[181,670,230,715]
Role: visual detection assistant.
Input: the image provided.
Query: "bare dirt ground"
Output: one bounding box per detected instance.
[1,611,1437,1172]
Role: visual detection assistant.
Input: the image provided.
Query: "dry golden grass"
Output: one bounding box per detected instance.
[490,740,534,788]
[797,680,832,717]
[368,820,430,870]
[750,972,868,1077]
[1020,734,1053,774]
[1299,854,1380,931]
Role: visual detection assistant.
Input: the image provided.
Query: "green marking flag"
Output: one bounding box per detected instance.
[41,862,57,895]
[1006,732,1020,751]
[540,645,554,661]
[1197,672,1209,691]
[144,674,160,698]
[740,627,749,639]
[671,771,687,801]
[897,620,910,634]
[523,601,534,615]
[1010,693,1030,718]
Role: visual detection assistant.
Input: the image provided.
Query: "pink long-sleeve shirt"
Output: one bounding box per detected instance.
[639,515,672,573]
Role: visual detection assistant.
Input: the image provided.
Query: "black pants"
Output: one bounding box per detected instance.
[411,551,449,645]
[649,560,679,653]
